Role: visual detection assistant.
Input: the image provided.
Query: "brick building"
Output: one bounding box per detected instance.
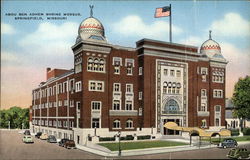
[30,13,228,144]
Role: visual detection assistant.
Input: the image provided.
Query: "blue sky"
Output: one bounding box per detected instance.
[1,0,250,108]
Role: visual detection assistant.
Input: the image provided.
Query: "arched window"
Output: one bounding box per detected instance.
[113,119,120,128]
[93,58,99,71]
[163,82,168,94]
[165,99,179,112]
[126,119,133,128]
[99,59,105,72]
[87,58,93,71]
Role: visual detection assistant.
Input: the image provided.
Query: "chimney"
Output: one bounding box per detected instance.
[46,68,51,80]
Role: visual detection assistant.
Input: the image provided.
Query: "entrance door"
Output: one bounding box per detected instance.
[163,119,180,135]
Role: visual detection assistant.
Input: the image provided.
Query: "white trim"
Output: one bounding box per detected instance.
[33,116,75,119]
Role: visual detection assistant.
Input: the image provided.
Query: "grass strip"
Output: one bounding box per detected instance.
[98,140,188,151]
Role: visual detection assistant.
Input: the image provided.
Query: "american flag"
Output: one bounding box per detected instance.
[155,6,171,18]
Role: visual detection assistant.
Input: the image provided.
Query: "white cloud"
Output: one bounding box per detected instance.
[210,13,250,37]
[1,23,15,34]
[19,22,79,56]
[112,15,182,40]
[221,42,250,98]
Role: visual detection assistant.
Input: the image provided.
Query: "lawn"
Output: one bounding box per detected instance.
[203,136,250,143]
[98,140,188,151]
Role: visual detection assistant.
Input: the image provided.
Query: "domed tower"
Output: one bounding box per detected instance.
[76,5,107,43]
[200,31,226,61]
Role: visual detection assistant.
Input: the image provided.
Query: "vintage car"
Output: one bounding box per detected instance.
[58,138,69,147]
[23,135,34,143]
[40,133,48,140]
[227,147,250,159]
[24,130,31,135]
[217,138,238,148]
[47,135,57,143]
[35,132,42,138]
[64,140,76,149]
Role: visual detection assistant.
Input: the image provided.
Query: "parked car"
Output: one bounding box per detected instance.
[58,138,69,147]
[227,148,250,159]
[23,135,34,143]
[24,130,31,135]
[47,135,57,143]
[40,133,48,140]
[64,140,76,149]
[35,132,42,138]
[217,138,238,148]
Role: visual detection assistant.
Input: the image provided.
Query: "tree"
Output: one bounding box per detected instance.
[232,76,250,121]
[0,106,29,129]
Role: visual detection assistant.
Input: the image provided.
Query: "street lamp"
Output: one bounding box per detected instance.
[118,131,121,156]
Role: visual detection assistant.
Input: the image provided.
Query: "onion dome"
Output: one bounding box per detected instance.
[200,31,222,58]
[76,5,107,43]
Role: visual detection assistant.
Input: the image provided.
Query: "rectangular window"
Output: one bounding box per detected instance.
[89,81,104,92]
[91,101,101,110]
[176,70,181,77]
[127,67,133,75]
[201,103,206,111]
[213,89,223,98]
[58,101,62,107]
[92,118,100,128]
[139,67,143,75]
[64,100,68,106]
[63,82,68,93]
[113,100,120,110]
[114,66,120,74]
[170,70,175,76]
[75,81,82,92]
[215,105,221,112]
[126,84,133,93]
[125,101,133,110]
[70,100,74,107]
[164,69,168,76]
[114,83,121,92]
[97,82,103,91]
[139,91,142,100]
[201,89,207,97]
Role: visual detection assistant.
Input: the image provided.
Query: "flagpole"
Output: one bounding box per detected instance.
[169,4,172,43]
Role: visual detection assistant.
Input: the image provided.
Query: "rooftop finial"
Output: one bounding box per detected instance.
[209,30,212,40]
[89,5,94,17]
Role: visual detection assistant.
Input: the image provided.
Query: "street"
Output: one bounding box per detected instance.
[0,130,102,160]
[0,130,249,159]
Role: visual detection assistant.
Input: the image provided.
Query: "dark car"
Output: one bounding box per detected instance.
[227,148,250,159]
[64,140,76,149]
[59,138,69,147]
[217,138,238,148]
[47,135,57,143]
[35,132,42,138]
[24,130,31,135]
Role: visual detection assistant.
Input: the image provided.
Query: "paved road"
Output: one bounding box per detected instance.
[0,130,102,160]
[1,130,249,159]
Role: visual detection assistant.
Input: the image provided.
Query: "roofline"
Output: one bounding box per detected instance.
[136,38,198,49]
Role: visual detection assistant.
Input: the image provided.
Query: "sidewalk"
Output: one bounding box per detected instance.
[76,142,214,157]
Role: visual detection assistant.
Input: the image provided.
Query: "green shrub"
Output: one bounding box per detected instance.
[230,128,240,136]
[242,128,250,136]
[120,135,134,141]
[137,135,151,140]
[99,137,115,141]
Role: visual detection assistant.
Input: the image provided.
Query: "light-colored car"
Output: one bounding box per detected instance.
[23,135,34,143]
[40,133,48,140]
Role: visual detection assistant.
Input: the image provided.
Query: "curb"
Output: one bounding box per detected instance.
[76,144,218,157]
